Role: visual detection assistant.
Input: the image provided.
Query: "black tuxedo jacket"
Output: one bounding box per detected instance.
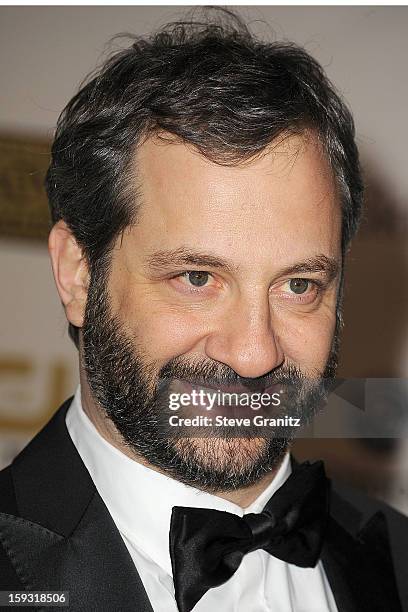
[0,397,407,612]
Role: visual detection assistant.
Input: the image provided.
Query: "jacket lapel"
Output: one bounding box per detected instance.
[0,398,153,612]
[2,406,404,612]
[321,491,403,612]
[0,495,153,612]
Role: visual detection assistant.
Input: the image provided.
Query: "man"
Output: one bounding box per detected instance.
[0,10,407,612]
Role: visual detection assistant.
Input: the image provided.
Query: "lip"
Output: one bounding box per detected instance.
[174,380,282,395]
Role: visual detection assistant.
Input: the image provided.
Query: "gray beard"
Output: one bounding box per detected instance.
[81,273,339,493]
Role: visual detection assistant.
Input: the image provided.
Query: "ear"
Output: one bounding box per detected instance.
[48,220,89,328]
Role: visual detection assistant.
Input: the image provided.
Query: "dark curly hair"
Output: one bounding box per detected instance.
[45,8,363,348]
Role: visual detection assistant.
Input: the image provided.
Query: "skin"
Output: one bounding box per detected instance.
[49,130,342,507]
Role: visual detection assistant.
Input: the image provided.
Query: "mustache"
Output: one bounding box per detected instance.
[158,357,306,393]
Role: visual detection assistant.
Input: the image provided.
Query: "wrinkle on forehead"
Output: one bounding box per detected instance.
[115,129,341,283]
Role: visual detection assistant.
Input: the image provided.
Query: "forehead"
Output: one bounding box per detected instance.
[127,131,341,268]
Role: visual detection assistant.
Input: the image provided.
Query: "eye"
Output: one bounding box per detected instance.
[272,277,322,305]
[168,270,219,296]
[183,271,210,287]
[289,278,310,294]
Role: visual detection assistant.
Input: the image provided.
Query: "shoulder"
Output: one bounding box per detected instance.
[332,480,408,563]
[0,397,94,590]
[0,466,23,588]
[0,464,17,515]
[330,479,408,609]
[0,395,84,523]
[330,479,408,537]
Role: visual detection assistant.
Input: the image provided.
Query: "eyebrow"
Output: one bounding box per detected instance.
[144,248,339,280]
[279,255,340,281]
[145,247,238,274]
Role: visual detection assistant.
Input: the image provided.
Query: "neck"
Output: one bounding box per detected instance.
[79,372,289,508]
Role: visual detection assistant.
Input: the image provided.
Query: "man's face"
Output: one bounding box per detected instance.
[81,131,342,491]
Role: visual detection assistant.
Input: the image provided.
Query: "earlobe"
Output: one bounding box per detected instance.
[48,220,89,328]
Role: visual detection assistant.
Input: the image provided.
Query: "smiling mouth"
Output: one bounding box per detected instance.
[174,379,283,396]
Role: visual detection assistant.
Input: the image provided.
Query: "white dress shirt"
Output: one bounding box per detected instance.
[66,385,338,612]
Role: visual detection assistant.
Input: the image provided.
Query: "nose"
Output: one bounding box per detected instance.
[204,293,284,378]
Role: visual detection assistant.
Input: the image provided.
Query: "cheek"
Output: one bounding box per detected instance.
[114,287,210,364]
[276,308,337,373]
[145,311,208,363]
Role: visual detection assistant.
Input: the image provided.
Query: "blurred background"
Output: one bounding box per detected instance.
[0,6,407,512]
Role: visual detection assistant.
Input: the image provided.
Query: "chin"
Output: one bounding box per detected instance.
[171,435,288,490]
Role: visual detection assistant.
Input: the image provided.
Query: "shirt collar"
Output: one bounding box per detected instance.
[66,385,292,577]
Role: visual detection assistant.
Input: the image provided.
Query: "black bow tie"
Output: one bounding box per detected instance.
[169,460,330,612]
